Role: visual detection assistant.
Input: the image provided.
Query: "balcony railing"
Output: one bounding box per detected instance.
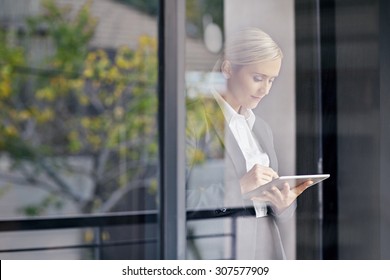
[0,208,253,259]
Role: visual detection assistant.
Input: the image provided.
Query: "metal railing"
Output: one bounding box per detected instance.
[0,208,253,259]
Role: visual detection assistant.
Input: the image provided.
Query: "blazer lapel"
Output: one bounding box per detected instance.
[252,119,278,172]
[201,96,278,176]
[202,98,247,177]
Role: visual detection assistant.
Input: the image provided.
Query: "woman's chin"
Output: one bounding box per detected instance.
[248,101,261,109]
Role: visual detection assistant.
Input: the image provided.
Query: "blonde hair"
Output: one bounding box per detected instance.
[223,27,283,66]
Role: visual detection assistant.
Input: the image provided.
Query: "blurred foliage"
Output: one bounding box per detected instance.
[186,95,225,167]
[0,30,27,154]
[0,0,158,215]
[27,0,97,73]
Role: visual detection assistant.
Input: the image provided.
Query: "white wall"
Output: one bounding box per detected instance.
[224,0,296,177]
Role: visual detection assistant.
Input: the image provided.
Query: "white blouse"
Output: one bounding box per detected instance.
[213,91,269,217]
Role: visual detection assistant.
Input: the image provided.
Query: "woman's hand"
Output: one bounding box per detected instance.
[239,164,278,194]
[252,180,313,214]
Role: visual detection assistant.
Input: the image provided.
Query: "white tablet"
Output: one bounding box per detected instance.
[242,174,330,200]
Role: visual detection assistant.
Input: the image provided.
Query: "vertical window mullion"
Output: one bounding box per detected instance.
[158,0,186,260]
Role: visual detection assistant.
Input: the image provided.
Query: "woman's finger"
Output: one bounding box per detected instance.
[281,183,290,196]
[270,186,284,202]
[294,180,313,195]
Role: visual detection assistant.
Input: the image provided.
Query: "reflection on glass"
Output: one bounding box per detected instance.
[0,0,158,217]
[185,25,308,259]
[0,0,159,259]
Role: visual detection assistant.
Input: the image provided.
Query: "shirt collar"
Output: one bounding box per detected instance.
[212,89,256,130]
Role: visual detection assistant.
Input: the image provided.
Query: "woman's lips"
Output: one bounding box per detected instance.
[251,95,263,101]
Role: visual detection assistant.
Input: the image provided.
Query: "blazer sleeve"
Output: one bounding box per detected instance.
[253,117,297,220]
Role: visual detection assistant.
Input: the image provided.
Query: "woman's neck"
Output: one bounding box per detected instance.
[221,92,241,113]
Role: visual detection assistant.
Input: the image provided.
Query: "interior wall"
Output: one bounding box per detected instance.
[224,0,296,177]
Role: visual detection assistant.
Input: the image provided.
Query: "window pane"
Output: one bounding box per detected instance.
[0,0,159,259]
[185,0,296,259]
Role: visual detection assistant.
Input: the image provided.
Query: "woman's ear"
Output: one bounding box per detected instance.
[221,60,232,79]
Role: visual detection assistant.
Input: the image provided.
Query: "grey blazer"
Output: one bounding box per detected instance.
[186,96,295,259]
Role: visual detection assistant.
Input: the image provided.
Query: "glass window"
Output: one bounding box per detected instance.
[0,0,159,259]
[185,0,390,260]
[1,0,389,261]
[185,0,297,260]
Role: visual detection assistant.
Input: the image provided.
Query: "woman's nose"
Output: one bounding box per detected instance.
[258,82,268,95]
[259,80,272,94]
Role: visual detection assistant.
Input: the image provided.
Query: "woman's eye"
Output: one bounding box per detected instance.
[253,76,263,82]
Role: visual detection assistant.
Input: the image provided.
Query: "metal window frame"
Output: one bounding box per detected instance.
[379,0,390,259]
[295,0,338,260]
[158,0,186,259]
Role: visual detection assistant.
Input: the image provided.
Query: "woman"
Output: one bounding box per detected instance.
[186,27,311,259]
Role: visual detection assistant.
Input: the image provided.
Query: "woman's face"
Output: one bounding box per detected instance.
[225,58,282,112]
